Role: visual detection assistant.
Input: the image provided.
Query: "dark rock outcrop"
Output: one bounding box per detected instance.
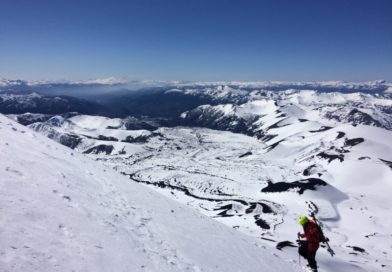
[261,178,327,194]
[83,145,114,155]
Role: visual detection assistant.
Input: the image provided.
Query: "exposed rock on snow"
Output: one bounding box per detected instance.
[261,178,327,194]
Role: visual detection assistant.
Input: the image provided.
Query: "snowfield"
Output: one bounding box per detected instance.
[0,114,303,272]
[3,84,392,272]
[26,114,392,272]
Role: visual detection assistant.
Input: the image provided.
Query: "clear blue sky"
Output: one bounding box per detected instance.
[1,0,391,81]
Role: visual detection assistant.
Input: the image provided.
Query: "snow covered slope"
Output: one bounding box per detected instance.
[5,86,392,272]
[0,114,301,272]
[26,112,392,271]
[181,90,392,131]
[25,102,392,271]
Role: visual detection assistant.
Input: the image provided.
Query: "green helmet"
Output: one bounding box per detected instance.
[298,215,309,226]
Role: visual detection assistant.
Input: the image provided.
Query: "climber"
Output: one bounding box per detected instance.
[297,215,320,272]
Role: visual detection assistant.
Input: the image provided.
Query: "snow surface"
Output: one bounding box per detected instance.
[5,87,392,272]
[29,114,392,271]
[0,114,302,272]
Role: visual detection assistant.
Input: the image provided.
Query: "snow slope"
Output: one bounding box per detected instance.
[5,86,392,272]
[27,113,392,271]
[182,90,392,131]
[0,114,302,272]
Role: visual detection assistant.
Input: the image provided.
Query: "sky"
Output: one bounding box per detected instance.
[0,0,391,82]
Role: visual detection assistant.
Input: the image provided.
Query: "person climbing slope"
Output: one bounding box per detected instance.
[297,215,320,272]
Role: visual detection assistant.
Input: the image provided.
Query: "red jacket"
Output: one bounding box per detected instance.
[299,220,320,252]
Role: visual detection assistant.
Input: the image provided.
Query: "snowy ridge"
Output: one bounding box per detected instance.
[182,90,392,131]
[0,114,302,272]
[27,115,155,155]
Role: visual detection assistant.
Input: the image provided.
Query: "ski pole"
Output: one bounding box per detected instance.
[297,234,301,266]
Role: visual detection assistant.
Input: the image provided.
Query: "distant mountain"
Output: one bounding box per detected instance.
[180,90,392,133]
[1,79,392,120]
[1,78,391,94]
[0,92,108,115]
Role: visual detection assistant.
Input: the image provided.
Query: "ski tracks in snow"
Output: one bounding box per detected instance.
[87,170,201,272]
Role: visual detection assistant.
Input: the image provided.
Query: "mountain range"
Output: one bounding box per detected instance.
[1,79,392,272]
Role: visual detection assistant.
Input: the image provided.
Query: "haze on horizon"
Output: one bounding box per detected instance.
[1,0,391,82]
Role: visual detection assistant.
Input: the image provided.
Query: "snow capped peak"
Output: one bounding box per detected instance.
[1,78,391,93]
[236,99,277,116]
[216,104,235,115]
[385,86,392,93]
[0,78,27,87]
[78,76,128,85]
[0,77,128,87]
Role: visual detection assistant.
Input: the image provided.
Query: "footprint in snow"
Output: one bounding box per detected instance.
[5,167,24,177]
[58,224,75,239]
[62,195,72,201]
[53,190,72,202]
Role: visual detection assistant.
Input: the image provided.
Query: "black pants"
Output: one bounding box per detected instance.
[298,241,318,271]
